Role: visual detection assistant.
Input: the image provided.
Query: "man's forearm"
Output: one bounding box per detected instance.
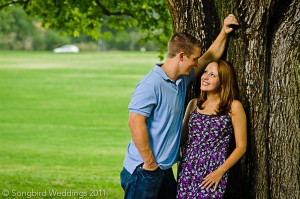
[196,14,239,77]
[205,27,228,60]
[197,28,228,71]
[128,113,157,170]
[204,14,239,61]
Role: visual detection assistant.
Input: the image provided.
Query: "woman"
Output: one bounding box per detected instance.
[177,60,247,198]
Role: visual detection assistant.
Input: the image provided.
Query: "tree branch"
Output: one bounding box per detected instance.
[94,0,134,17]
[0,0,29,10]
[0,0,17,9]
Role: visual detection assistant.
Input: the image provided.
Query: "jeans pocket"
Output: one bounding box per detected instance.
[120,167,131,191]
[139,165,161,178]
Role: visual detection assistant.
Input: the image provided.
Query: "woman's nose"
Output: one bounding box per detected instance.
[203,73,209,79]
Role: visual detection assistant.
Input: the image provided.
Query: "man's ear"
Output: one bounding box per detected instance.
[179,52,184,61]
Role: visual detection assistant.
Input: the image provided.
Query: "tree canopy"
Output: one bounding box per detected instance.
[0,0,172,56]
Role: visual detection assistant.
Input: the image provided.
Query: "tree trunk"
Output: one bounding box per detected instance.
[167,0,300,198]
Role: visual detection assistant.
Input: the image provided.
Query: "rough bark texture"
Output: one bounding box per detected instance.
[167,0,300,198]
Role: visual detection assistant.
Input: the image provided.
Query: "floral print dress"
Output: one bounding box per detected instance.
[177,106,234,199]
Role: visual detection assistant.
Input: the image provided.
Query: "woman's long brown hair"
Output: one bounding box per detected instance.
[198,60,239,115]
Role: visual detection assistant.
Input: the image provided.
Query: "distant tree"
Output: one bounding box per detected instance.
[0,7,36,49]
[102,26,158,51]
[0,7,71,50]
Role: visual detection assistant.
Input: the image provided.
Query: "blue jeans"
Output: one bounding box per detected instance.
[120,164,177,199]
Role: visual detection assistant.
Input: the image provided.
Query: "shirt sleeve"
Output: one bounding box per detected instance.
[128,81,156,117]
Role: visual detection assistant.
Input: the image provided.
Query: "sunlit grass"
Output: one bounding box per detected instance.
[0,51,159,198]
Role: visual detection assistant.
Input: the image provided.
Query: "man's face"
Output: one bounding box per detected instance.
[180,47,201,75]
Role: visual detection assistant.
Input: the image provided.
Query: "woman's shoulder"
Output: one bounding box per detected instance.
[230,100,245,115]
[188,98,198,107]
[231,100,243,108]
[186,98,198,113]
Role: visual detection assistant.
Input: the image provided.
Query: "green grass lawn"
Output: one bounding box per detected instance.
[0,51,160,198]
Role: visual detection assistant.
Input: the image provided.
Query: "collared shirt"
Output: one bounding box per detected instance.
[123,64,194,174]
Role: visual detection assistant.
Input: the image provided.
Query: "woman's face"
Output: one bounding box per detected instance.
[200,62,220,93]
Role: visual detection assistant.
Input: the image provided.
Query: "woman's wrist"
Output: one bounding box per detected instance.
[218,166,227,174]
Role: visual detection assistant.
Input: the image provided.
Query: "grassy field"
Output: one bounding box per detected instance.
[0,51,160,198]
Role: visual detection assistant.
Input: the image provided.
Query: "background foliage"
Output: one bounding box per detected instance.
[0,1,172,54]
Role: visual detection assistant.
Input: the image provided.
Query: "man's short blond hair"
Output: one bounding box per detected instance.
[167,33,202,58]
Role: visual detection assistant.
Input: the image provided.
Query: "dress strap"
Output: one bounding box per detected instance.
[192,99,200,113]
[196,99,201,109]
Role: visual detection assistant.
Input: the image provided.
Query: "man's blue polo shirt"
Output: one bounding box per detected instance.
[123,64,194,174]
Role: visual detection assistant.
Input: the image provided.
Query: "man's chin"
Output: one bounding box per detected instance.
[186,70,192,75]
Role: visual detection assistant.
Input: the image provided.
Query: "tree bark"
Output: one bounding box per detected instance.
[167,0,300,198]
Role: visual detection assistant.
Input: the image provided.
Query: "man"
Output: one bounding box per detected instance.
[120,14,239,199]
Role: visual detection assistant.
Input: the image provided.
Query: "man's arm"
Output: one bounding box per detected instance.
[195,14,239,77]
[128,112,158,171]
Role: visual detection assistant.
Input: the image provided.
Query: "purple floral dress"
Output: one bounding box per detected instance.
[177,106,233,199]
